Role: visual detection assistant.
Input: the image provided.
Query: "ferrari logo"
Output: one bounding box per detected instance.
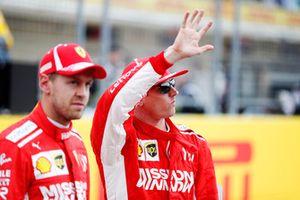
[54,154,65,169]
[145,143,157,157]
[75,46,86,58]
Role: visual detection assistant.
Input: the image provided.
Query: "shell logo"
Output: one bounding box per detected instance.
[138,144,143,157]
[36,156,51,174]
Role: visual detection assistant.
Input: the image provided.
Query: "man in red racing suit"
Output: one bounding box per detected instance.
[91,10,218,200]
[0,103,89,199]
[0,43,107,199]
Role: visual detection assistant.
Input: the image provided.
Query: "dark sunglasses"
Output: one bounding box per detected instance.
[159,79,176,94]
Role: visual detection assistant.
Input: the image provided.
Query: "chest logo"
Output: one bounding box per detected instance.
[32,150,69,180]
[0,153,12,166]
[138,144,143,157]
[182,147,195,162]
[73,151,88,173]
[145,143,157,157]
[138,140,159,161]
[54,154,65,169]
[32,141,41,150]
[36,157,51,174]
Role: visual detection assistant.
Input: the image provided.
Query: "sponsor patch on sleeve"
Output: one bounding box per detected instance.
[0,153,12,199]
[6,120,37,143]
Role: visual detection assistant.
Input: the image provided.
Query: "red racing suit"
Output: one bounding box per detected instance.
[0,102,90,200]
[91,52,218,200]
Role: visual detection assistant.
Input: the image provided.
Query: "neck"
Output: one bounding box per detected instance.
[40,97,70,126]
[134,109,168,131]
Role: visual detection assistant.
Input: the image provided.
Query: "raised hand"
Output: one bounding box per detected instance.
[164,10,214,64]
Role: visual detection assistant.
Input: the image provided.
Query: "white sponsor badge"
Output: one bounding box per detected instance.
[6,121,37,143]
[138,140,159,161]
[31,150,69,180]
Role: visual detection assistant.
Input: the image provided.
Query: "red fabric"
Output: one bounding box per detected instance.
[0,102,90,200]
[91,52,218,200]
[39,43,106,79]
[156,69,188,85]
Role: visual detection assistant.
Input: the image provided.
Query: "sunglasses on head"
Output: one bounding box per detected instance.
[159,79,176,94]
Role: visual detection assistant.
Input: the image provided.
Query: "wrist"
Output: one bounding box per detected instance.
[149,52,173,75]
[164,46,183,64]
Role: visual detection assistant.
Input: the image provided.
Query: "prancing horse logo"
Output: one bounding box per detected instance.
[145,143,157,157]
[54,155,65,169]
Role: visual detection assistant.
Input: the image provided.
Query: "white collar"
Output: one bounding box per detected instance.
[47,117,70,129]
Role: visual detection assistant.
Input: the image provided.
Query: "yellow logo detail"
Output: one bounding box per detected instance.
[36,157,51,174]
[138,144,143,157]
[75,46,86,58]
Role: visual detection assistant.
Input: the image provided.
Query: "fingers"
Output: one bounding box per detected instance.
[190,10,199,24]
[198,21,213,39]
[181,12,189,28]
[198,44,214,53]
[191,10,204,29]
[183,9,204,29]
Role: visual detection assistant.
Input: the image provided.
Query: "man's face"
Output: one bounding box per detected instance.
[141,79,178,120]
[45,70,94,124]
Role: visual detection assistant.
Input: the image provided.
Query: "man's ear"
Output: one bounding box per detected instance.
[39,74,51,94]
[136,97,145,107]
[137,101,144,107]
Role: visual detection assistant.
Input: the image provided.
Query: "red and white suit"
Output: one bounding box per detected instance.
[91,52,218,200]
[0,102,90,200]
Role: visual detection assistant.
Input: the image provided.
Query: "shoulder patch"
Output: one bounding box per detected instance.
[176,124,206,141]
[71,128,79,135]
[17,129,43,148]
[194,133,206,141]
[6,120,37,143]
[176,124,193,132]
[70,130,83,141]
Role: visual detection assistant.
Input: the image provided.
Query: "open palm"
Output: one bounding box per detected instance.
[169,10,213,62]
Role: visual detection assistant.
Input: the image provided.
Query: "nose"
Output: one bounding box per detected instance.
[77,83,89,98]
[169,86,178,97]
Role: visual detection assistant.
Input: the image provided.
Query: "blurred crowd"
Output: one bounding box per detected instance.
[1,1,300,116]
[278,83,300,115]
[248,0,300,10]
